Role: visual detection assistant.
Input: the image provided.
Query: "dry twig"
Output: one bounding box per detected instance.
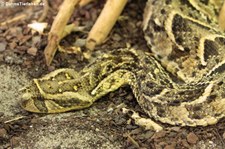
[38,0,49,22]
[44,0,81,66]
[79,0,95,7]
[0,14,27,26]
[4,116,26,124]
[85,0,128,50]
[126,133,140,148]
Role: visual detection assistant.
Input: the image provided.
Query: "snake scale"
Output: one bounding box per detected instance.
[21,0,225,128]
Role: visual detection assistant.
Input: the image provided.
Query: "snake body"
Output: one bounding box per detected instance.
[21,0,225,127]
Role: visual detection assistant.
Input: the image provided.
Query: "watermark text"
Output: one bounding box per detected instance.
[0,1,44,7]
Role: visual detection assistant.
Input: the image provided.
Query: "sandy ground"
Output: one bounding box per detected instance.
[0,64,122,148]
[0,65,27,117]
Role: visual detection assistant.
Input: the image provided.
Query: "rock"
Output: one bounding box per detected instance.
[31,118,39,124]
[112,33,122,41]
[0,42,7,52]
[0,128,8,138]
[164,144,175,149]
[152,130,167,139]
[130,128,143,135]
[32,36,41,45]
[27,47,38,56]
[10,136,21,147]
[181,139,190,148]
[187,132,199,144]
[143,130,154,139]
[170,127,180,132]
[74,38,86,47]
[9,41,17,49]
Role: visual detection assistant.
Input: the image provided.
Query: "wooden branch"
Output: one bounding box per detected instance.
[0,14,26,26]
[44,0,80,66]
[219,1,225,30]
[79,0,95,7]
[38,0,49,22]
[85,0,128,50]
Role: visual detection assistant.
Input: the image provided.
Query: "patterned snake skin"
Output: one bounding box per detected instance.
[21,0,225,127]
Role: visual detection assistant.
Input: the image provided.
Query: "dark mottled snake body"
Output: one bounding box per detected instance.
[22,0,225,127]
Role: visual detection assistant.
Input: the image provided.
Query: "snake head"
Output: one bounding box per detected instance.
[21,78,93,113]
[21,81,46,113]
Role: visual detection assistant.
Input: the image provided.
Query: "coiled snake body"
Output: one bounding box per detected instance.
[21,0,225,127]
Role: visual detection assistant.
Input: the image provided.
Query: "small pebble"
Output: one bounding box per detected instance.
[74,38,86,47]
[153,130,167,139]
[181,139,190,148]
[107,107,113,113]
[130,128,143,135]
[27,47,38,56]
[95,128,100,132]
[170,126,180,132]
[48,65,56,71]
[143,130,154,139]
[31,118,38,124]
[9,41,17,49]
[32,36,41,45]
[0,128,7,138]
[164,144,175,149]
[10,136,20,147]
[0,42,7,52]
[187,132,199,144]
[112,33,122,41]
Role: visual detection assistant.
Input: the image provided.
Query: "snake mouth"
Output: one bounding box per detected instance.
[21,91,94,113]
[20,97,44,113]
[21,97,93,113]
[20,83,47,113]
[21,91,48,113]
